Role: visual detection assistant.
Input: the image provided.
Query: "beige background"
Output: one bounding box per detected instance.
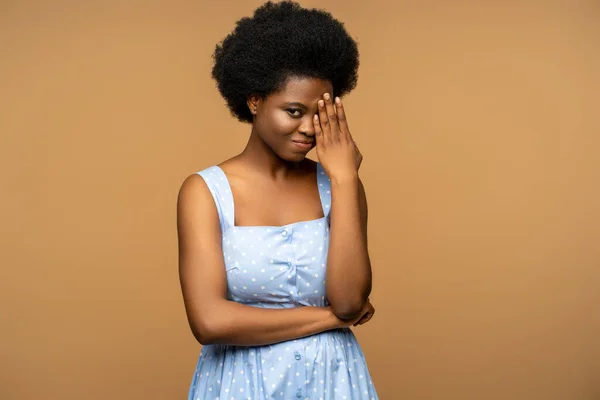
[1,0,599,399]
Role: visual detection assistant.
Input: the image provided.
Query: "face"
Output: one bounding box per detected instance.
[248,76,334,163]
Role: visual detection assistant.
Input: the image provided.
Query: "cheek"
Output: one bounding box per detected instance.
[260,111,298,135]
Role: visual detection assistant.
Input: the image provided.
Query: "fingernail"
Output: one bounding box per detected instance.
[318,100,324,107]
[323,93,330,100]
[335,97,341,105]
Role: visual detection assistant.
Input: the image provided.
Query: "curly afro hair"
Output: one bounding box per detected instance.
[211,1,359,123]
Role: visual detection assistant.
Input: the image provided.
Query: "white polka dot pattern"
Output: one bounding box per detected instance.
[188,163,378,400]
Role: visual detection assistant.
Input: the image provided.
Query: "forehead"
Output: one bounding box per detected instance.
[268,76,333,104]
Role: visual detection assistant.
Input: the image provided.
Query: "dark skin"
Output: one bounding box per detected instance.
[177,76,373,346]
[222,77,331,227]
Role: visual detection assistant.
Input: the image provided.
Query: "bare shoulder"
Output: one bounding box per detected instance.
[176,172,221,236]
[178,173,211,210]
[177,157,235,210]
[215,155,246,177]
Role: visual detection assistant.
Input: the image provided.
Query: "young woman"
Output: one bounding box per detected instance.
[177,2,377,398]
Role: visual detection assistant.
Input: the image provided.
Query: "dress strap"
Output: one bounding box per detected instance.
[316,163,332,220]
[196,166,235,233]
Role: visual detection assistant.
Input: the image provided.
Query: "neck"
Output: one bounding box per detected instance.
[238,127,304,180]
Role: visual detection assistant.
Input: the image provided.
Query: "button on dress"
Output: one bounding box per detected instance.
[188,163,378,400]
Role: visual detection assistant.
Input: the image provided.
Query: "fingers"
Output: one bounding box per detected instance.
[360,308,375,325]
[353,310,374,326]
[334,97,351,138]
[353,302,375,326]
[313,114,323,145]
[317,93,340,143]
[323,93,339,139]
[353,314,367,326]
[316,99,330,142]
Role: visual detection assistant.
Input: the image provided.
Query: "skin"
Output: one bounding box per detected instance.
[177,76,374,346]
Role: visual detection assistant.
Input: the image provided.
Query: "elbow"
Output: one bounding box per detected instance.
[328,284,372,320]
[194,331,215,346]
[330,298,367,321]
[185,300,232,345]
[190,318,223,346]
[191,324,215,346]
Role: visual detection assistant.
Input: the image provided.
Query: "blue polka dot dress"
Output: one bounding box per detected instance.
[188,163,378,400]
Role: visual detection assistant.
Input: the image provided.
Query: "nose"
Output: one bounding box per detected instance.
[299,115,316,137]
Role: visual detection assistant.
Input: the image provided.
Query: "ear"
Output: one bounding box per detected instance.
[247,95,261,116]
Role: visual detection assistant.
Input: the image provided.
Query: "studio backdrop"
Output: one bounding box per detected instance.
[1,0,599,399]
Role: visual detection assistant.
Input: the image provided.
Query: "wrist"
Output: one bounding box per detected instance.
[329,173,359,187]
[324,307,344,329]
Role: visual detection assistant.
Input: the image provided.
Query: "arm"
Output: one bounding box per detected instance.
[325,175,372,320]
[312,93,373,321]
[177,173,343,346]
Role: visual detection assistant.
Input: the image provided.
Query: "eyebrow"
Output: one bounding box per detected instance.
[282,102,308,109]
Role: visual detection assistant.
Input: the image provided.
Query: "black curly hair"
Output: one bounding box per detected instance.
[211,1,359,123]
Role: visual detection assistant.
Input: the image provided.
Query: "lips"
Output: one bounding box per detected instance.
[291,139,314,151]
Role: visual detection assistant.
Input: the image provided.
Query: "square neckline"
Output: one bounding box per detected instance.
[213,163,329,229]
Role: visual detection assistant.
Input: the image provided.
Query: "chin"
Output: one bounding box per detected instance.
[284,154,307,163]
[278,150,309,163]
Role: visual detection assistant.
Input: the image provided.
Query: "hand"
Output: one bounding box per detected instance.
[336,299,375,328]
[313,93,363,182]
[352,299,375,326]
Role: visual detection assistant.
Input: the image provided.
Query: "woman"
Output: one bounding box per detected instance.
[177,2,378,399]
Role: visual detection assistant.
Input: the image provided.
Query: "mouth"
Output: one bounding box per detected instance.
[291,140,314,150]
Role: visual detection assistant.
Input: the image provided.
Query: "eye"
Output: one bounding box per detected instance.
[286,108,302,117]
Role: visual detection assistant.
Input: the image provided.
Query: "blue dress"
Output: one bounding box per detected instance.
[188,163,378,400]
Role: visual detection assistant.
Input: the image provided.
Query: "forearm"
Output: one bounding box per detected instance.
[194,301,340,346]
[326,175,372,319]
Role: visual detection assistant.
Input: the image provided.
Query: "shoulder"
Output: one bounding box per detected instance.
[180,157,236,195]
[177,173,212,214]
[177,163,226,216]
[176,171,225,242]
[178,163,220,195]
